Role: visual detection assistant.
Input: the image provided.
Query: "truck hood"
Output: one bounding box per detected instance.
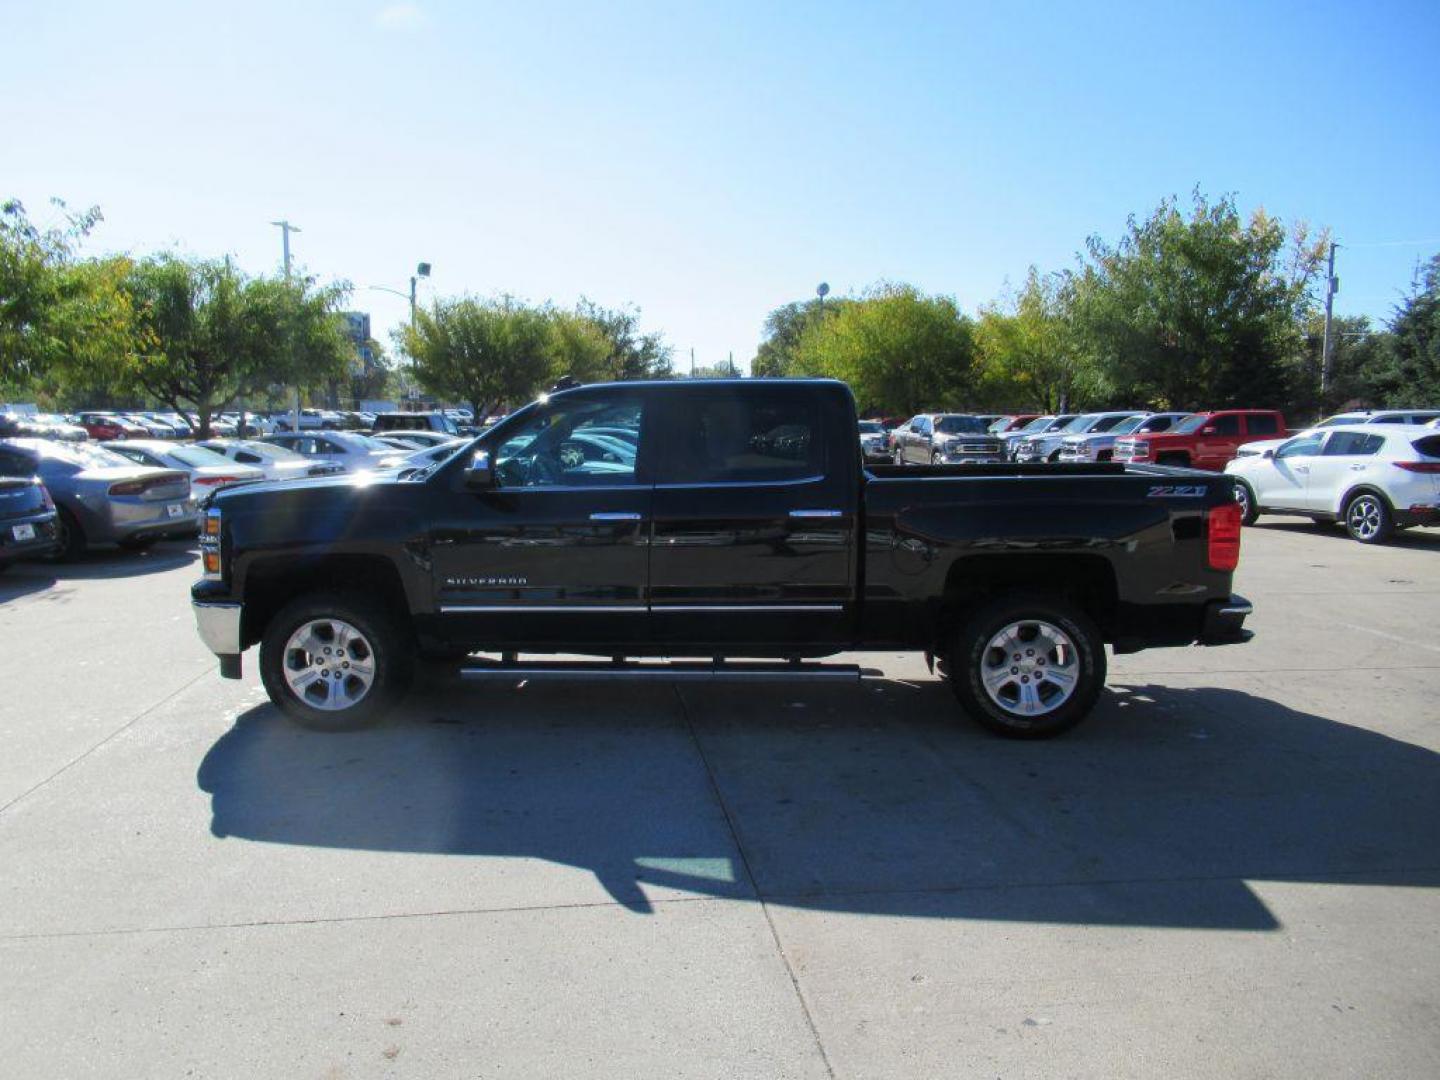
[213,470,403,507]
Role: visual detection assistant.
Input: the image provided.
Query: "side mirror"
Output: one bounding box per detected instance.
[1262,448,1275,460]
[463,449,496,489]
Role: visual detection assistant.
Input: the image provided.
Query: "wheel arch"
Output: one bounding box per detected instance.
[240,554,410,650]
[938,554,1120,645]
[1338,483,1393,518]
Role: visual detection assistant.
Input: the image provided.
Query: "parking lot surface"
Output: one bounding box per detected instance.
[1,524,1438,1079]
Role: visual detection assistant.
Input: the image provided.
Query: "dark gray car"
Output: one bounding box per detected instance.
[0,476,60,569]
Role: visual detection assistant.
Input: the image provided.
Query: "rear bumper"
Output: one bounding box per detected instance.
[0,510,60,562]
[1198,594,1253,646]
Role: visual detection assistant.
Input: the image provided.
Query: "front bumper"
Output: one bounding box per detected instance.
[1198,594,1253,646]
[194,599,244,678]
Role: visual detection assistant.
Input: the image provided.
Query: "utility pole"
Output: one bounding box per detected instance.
[1320,241,1339,399]
[271,219,302,432]
[690,347,695,377]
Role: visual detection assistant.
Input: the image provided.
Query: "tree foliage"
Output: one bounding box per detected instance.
[575,298,672,380]
[751,299,846,378]
[1366,254,1440,406]
[1067,192,1324,409]
[790,283,977,415]
[121,255,351,436]
[974,268,1096,411]
[397,297,555,420]
[1,199,134,393]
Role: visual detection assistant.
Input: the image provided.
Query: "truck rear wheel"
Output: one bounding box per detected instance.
[946,594,1106,739]
[260,592,414,731]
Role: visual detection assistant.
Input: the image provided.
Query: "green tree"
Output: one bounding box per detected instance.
[1,198,134,394]
[751,298,846,377]
[396,297,555,420]
[1367,254,1440,406]
[546,308,613,383]
[576,299,672,379]
[1067,192,1324,409]
[974,268,1098,411]
[122,255,350,437]
[791,283,977,415]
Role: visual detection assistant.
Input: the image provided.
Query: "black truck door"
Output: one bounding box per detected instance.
[648,383,856,648]
[429,389,653,648]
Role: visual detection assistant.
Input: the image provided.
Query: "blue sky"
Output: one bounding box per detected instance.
[4,0,1438,372]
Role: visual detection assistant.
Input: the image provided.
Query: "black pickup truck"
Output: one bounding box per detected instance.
[192,378,1251,738]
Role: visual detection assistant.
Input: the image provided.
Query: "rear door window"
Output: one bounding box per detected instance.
[1245,414,1279,435]
[1210,415,1242,435]
[1323,432,1383,456]
[659,390,823,484]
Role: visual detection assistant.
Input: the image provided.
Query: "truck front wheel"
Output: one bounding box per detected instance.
[946,595,1106,739]
[260,592,414,731]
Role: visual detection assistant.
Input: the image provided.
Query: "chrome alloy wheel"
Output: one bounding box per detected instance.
[282,618,376,711]
[1234,482,1251,518]
[1347,495,1383,541]
[979,619,1079,717]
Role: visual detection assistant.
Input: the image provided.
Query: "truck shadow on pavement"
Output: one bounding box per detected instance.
[197,677,1440,930]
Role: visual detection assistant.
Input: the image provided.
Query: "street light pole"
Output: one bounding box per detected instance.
[271,219,302,432]
[1320,242,1339,400]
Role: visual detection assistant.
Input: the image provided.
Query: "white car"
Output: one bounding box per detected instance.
[197,439,345,482]
[1225,424,1440,543]
[102,439,265,496]
[261,430,412,473]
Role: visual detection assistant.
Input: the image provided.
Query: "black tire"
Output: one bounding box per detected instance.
[1156,452,1189,468]
[1233,479,1259,526]
[51,507,87,562]
[259,591,415,731]
[946,594,1106,739]
[1047,449,1062,463]
[931,451,942,465]
[1343,491,1394,544]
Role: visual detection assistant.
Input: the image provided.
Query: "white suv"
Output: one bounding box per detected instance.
[1224,424,1440,543]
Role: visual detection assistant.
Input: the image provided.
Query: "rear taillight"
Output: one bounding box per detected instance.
[108,479,146,496]
[1207,502,1242,571]
[1394,461,1440,473]
[193,475,243,486]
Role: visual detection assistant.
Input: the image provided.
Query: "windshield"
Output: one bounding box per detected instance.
[1109,415,1146,435]
[1089,414,1135,433]
[337,432,398,453]
[935,415,987,435]
[857,421,883,434]
[42,441,133,469]
[168,445,233,468]
[1171,414,1212,434]
[233,440,306,462]
[1059,416,1091,432]
[1018,416,1053,433]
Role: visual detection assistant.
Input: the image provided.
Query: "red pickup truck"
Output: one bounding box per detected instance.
[1113,410,1290,471]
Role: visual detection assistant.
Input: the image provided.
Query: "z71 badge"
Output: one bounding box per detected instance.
[1147,485,1208,498]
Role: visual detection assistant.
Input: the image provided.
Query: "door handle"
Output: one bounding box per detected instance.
[589,511,642,522]
[789,509,844,519]
[1294,465,1309,474]
[1349,464,1366,471]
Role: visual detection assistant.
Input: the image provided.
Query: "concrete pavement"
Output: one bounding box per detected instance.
[1,524,1437,1078]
